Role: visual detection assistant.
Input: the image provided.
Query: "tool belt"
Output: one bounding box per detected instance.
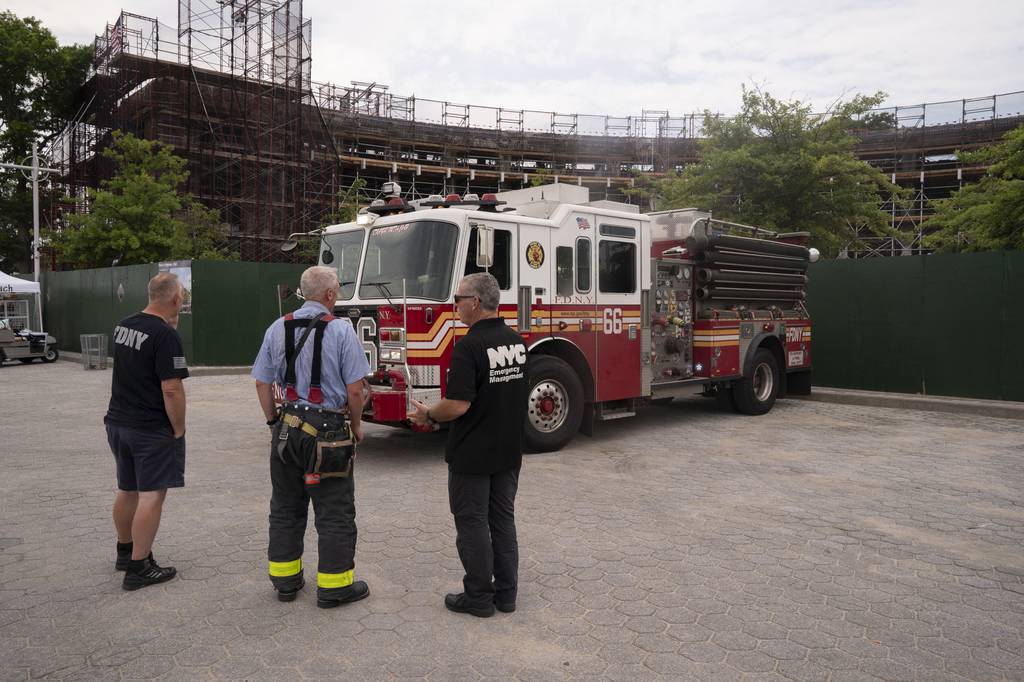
[277,403,354,484]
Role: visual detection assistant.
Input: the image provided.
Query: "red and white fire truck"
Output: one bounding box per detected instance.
[312,183,817,452]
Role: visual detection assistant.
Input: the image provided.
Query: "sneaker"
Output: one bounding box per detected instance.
[277,578,305,603]
[115,542,133,571]
[444,593,495,618]
[122,556,177,591]
[317,580,370,609]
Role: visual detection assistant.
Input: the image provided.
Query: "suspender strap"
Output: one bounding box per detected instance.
[307,314,338,404]
[283,313,326,402]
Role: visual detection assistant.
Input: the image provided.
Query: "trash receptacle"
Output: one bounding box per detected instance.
[80,334,109,370]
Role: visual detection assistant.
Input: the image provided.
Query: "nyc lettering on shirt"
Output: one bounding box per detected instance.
[113,325,150,351]
[486,343,527,384]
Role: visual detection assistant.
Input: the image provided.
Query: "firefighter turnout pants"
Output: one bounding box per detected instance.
[268,409,357,596]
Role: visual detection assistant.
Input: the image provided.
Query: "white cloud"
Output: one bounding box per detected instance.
[6,0,1023,116]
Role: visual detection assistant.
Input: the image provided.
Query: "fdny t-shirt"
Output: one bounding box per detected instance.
[444,317,528,475]
[104,312,190,429]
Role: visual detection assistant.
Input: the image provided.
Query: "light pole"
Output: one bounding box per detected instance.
[0,141,60,329]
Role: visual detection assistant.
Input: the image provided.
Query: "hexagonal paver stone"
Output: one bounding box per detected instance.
[597,642,644,664]
[725,649,777,673]
[786,628,836,649]
[758,639,808,661]
[359,613,404,630]
[382,651,434,675]
[667,623,713,643]
[858,659,916,681]
[711,630,759,652]
[116,655,175,679]
[677,641,727,663]
[623,615,667,637]
[174,645,226,667]
[634,633,680,654]
[777,659,829,682]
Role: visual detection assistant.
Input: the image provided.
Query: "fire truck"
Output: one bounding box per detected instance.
[309,183,817,452]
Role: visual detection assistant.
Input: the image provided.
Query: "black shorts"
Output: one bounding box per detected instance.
[106,423,186,492]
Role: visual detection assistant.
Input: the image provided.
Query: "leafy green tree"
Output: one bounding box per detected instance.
[642,86,902,256]
[923,124,1024,252]
[320,177,369,226]
[50,132,237,266]
[0,12,91,272]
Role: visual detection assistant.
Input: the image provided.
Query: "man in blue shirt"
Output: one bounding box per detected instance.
[252,266,371,607]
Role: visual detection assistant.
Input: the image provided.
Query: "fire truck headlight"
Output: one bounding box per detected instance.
[382,348,406,363]
[808,247,820,263]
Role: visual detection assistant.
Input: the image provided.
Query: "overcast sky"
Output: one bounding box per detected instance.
[8,0,1023,118]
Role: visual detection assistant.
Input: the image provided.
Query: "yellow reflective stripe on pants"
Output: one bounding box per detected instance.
[269,558,302,577]
[317,569,353,588]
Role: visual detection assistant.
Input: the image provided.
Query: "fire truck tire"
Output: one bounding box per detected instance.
[523,356,584,453]
[732,348,779,415]
[42,348,59,363]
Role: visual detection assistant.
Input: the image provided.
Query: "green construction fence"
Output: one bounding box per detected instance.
[806,251,1023,402]
[41,261,306,367]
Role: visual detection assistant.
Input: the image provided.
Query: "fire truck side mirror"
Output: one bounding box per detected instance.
[475,225,494,268]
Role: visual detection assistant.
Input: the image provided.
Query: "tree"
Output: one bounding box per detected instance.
[923,123,1024,252]
[641,86,902,257]
[0,12,91,272]
[50,132,237,266]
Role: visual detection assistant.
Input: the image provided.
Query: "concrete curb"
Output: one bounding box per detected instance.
[798,386,1024,421]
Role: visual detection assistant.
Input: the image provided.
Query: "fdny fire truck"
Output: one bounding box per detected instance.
[310,183,817,452]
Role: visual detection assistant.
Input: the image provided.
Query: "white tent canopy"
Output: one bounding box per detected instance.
[0,270,40,294]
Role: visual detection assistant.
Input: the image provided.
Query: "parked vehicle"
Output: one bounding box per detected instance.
[0,319,59,364]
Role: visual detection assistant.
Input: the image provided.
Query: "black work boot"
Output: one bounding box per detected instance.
[277,577,305,603]
[445,592,495,618]
[115,542,133,571]
[317,580,370,609]
[122,555,177,591]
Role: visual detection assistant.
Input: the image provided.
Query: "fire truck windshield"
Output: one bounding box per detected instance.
[321,229,364,300]
[359,220,459,301]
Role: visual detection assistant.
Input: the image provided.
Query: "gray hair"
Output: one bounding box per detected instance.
[148,273,181,303]
[460,273,500,312]
[300,266,339,300]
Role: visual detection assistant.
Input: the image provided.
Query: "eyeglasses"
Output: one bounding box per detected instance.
[453,294,477,303]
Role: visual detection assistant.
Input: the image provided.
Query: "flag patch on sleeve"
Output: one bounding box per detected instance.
[173,356,188,369]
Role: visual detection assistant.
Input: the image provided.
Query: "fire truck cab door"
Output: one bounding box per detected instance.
[594,218,643,401]
[518,223,551,337]
[464,220,519,313]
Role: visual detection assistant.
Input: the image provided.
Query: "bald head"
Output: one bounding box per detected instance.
[148,273,182,304]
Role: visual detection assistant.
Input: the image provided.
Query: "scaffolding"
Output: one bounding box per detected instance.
[45,3,1024,261]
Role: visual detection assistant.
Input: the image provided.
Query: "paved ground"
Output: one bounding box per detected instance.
[1,361,1023,681]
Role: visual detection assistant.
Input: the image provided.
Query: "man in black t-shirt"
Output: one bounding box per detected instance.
[409,272,528,618]
[104,273,189,591]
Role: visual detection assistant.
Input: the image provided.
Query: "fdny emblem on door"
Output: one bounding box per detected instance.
[526,241,545,269]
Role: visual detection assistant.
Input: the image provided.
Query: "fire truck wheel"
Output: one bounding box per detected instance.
[523,355,584,453]
[42,348,59,363]
[732,348,779,415]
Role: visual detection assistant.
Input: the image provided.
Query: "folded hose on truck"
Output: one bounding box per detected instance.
[697,268,808,285]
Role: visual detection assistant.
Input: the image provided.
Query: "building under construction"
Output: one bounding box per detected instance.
[48,0,1024,260]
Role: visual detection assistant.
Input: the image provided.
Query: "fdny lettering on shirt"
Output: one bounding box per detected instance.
[486,343,527,384]
[113,325,150,351]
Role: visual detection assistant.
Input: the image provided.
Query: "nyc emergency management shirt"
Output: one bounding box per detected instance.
[444,317,528,475]
[105,312,190,429]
